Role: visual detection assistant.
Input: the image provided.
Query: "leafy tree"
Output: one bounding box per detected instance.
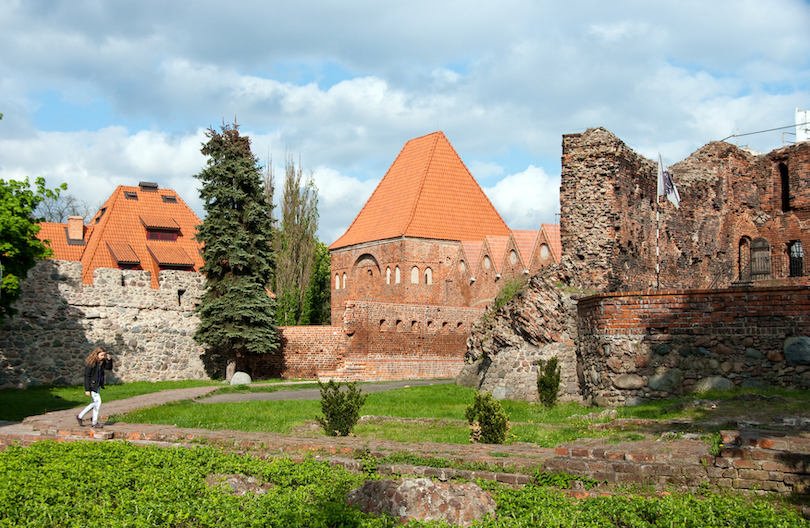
[300,241,331,325]
[272,155,319,326]
[193,123,278,368]
[0,177,66,323]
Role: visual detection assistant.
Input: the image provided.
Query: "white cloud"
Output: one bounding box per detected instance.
[482,166,560,229]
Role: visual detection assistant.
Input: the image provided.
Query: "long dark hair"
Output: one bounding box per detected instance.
[84,346,107,366]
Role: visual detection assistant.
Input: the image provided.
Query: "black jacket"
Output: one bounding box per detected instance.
[84,358,113,392]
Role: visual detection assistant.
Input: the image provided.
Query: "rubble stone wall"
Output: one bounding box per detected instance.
[577,286,810,406]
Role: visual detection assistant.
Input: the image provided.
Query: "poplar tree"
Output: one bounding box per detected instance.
[272,155,319,326]
[193,123,278,366]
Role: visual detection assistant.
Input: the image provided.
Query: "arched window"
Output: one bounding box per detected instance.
[780,163,790,212]
[425,267,432,285]
[335,273,340,290]
[539,244,550,260]
[395,266,401,284]
[411,266,419,284]
[483,256,491,269]
[751,238,771,280]
[509,250,518,265]
[386,267,391,284]
[342,273,347,289]
[789,241,804,277]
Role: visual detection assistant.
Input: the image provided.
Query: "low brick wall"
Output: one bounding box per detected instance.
[576,285,810,406]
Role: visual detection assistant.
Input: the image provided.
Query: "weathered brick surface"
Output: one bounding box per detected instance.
[560,127,810,293]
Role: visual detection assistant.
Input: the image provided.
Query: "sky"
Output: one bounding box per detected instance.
[1,0,808,245]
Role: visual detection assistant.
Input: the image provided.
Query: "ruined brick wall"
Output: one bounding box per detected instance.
[576,286,810,406]
[560,128,810,292]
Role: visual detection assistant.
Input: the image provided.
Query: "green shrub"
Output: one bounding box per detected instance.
[492,276,527,312]
[316,380,367,436]
[465,391,510,444]
[537,356,561,408]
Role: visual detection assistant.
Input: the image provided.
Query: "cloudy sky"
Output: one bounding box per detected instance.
[1,1,808,244]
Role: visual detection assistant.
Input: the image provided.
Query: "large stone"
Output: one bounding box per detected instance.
[347,478,496,527]
[784,337,810,365]
[648,369,683,393]
[694,376,733,393]
[614,374,644,390]
[230,371,252,385]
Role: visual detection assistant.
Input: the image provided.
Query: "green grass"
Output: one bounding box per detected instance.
[2,441,806,527]
[0,379,221,421]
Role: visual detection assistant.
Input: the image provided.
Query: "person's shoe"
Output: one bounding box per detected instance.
[91,423,103,429]
[76,415,84,427]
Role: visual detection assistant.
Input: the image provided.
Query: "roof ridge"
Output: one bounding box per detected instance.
[402,131,440,234]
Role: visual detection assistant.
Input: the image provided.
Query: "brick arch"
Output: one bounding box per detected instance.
[352,253,381,277]
[352,253,381,299]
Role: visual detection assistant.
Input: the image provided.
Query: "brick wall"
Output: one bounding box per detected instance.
[244,301,485,382]
[560,128,810,293]
[576,286,810,406]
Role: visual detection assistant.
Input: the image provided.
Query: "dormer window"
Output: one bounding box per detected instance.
[140,215,180,241]
[147,230,178,241]
[162,195,177,203]
[124,191,138,200]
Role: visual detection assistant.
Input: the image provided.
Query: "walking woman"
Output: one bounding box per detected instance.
[77,346,114,428]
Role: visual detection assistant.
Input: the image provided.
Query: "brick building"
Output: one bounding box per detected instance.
[36,182,204,289]
[329,131,561,324]
[560,128,810,292]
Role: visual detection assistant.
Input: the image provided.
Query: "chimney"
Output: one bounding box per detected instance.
[67,216,84,240]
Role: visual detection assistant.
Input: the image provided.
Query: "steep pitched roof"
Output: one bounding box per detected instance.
[330,131,510,249]
[459,240,483,277]
[37,184,203,288]
[484,235,509,273]
[511,230,539,269]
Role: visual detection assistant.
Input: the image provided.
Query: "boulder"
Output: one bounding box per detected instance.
[613,374,644,390]
[694,376,733,393]
[347,478,496,527]
[648,369,683,393]
[230,371,252,385]
[784,337,810,365]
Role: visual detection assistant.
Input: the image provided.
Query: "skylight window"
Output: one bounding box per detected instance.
[124,191,138,200]
[162,195,177,203]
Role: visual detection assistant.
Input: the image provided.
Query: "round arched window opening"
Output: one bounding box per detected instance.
[540,244,550,260]
[509,250,518,265]
[483,256,491,269]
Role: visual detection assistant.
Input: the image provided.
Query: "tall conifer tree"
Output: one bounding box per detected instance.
[193,124,278,365]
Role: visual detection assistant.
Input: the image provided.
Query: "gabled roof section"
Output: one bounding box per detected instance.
[484,235,509,273]
[541,224,562,262]
[107,242,140,265]
[511,230,539,269]
[459,240,483,277]
[330,131,510,249]
[36,223,94,261]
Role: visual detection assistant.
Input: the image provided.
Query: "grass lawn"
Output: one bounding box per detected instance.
[0,379,222,421]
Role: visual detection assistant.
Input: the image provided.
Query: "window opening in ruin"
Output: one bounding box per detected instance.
[456,322,464,330]
[379,319,386,330]
[427,320,433,329]
[540,244,550,260]
[780,163,790,212]
[425,267,432,285]
[459,260,465,273]
[342,273,347,289]
[751,238,771,280]
[411,320,418,330]
[483,256,491,269]
[386,267,391,284]
[789,241,804,277]
[178,289,186,306]
[395,266,400,283]
[396,319,402,330]
[121,274,125,287]
[335,273,340,290]
[510,250,518,265]
[738,237,751,281]
[411,266,419,284]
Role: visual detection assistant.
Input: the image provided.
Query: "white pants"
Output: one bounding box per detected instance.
[79,391,102,425]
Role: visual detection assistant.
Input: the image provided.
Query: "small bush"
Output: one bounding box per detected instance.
[537,356,561,408]
[465,391,510,444]
[316,380,367,436]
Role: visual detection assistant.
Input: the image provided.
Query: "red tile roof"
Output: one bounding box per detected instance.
[484,236,509,273]
[511,230,539,269]
[36,184,203,288]
[542,223,562,262]
[460,240,483,276]
[330,131,510,249]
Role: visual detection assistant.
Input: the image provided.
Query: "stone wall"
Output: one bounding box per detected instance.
[458,267,582,402]
[576,286,810,406]
[560,128,810,293]
[0,260,208,389]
